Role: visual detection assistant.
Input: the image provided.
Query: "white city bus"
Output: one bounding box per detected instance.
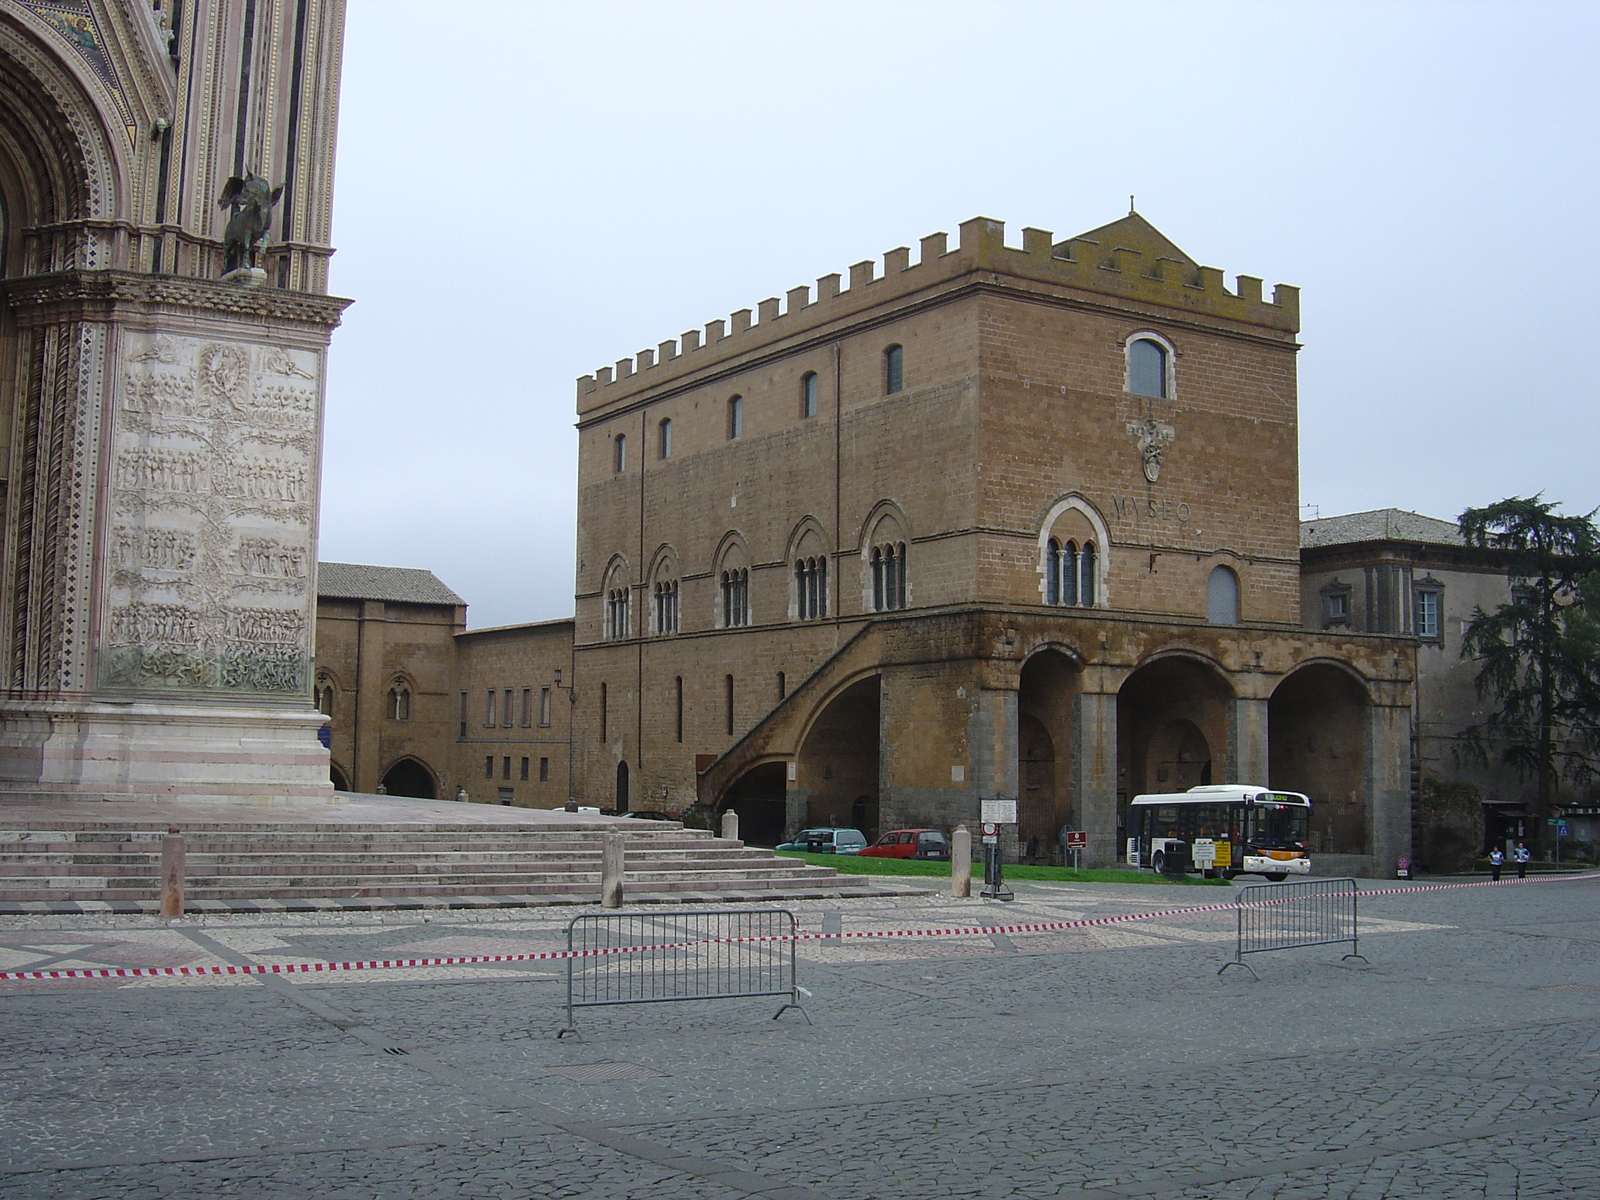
[1127,785,1312,880]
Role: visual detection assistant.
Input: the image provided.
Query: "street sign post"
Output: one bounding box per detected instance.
[979,803,1014,901]
[1059,827,1088,872]
[1395,855,1412,880]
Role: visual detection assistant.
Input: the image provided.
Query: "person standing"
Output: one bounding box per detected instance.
[1488,846,1505,882]
[1513,842,1531,879]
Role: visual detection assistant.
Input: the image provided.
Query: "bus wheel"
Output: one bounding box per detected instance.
[1151,851,1166,874]
[1264,872,1288,882]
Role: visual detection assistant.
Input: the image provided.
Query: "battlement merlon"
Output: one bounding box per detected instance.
[575,214,1300,412]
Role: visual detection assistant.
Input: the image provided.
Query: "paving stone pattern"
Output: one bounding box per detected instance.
[0,878,1596,1198]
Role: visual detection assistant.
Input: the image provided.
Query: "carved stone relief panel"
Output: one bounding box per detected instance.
[100,330,321,698]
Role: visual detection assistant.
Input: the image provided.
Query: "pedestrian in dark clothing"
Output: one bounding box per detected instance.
[1513,843,1531,879]
[1488,847,1504,882]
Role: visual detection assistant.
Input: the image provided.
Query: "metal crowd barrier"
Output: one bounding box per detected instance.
[558,908,808,1037]
[1219,877,1368,978]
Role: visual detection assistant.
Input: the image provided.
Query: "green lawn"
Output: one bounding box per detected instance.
[773,850,1230,886]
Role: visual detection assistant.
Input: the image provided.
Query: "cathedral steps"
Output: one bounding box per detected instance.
[0,816,900,907]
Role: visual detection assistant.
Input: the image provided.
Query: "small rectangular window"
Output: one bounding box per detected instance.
[458,691,468,738]
[484,755,494,779]
[497,787,514,806]
[520,756,530,781]
[538,685,552,727]
[503,756,511,780]
[727,395,743,439]
[520,687,532,727]
[725,674,734,736]
[777,671,786,700]
[502,688,515,727]
[675,675,684,744]
[1416,589,1442,640]
[539,756,550,782]
[801,372,818,418]
[600,681,608,743]
[884,345,903,394]
[659,418,672,459]
[613,433,626,473]
[484,689,495,727]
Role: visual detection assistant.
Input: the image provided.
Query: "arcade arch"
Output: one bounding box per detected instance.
[1016,647,1083,862]
[1269,663,1369,854]
[796,675,880,839]
[1117,655,1233,832]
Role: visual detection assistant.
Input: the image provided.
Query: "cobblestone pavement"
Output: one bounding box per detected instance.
[1,875,1596,1198]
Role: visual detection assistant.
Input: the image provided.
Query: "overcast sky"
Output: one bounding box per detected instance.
[320,0,1600,630]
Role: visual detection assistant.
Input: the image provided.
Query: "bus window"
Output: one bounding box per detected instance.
[1250,804,1309,849]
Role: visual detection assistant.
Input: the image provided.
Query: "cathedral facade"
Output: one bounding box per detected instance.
[570,213,1417,875]
[0,1,348,802]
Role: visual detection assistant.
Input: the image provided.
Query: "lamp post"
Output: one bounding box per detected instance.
[553,667,577,811]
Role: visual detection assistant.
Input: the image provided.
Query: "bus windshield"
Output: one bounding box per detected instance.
[1249,803,1308,850]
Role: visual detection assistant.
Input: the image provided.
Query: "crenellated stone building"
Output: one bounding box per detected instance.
[0,1,349,802]
[569,211,1418,875]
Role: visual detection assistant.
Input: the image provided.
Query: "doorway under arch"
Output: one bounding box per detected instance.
[1118,656,1233,832]
[615,761,630,813]
[330,764,350,792]
[1269,664,1369,854]
[796,676,880,838]
[379,757,436,799]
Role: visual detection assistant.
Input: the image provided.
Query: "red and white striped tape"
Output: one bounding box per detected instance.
[1,870,1592,984]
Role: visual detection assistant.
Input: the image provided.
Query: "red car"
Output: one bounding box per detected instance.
[859,829,950,860]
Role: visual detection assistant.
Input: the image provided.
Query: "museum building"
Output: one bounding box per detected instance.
[568,212,1418,875]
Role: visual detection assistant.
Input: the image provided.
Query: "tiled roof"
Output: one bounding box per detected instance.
[316,562,466,605]
[1300,508,1463,549]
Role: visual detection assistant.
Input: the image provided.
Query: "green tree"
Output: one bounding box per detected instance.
[1458,497,1600,827]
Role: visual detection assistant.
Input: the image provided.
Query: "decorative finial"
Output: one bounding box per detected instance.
[1129,194,1136,214]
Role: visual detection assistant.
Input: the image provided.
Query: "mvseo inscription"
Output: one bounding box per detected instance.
[1110,494,1192,524]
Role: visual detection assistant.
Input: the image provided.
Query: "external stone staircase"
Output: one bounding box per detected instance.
[0,815,901,910]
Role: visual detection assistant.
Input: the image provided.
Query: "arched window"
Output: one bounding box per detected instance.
[616,761,630,813]
[606,585,631,639]
[727,394,743,439]
[871,542,907,611]
[612,432,627,473]
[387,683,411,721]
[315,681,334,716]
[1207,565,1240,625]
[658,418,672,459]
[801,371,819,418]
[1128,337,1168,399]
[720,567,749,627]
[653,578,679,634]
[794,556,828,621]
[884,344,904,395]
[1046,540,1095,608]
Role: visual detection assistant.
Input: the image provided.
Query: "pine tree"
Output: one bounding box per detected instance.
[1458,497,1600,835]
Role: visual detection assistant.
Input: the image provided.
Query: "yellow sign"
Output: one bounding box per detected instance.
[1214,842,1232,867]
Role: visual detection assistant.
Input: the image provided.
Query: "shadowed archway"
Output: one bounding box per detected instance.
[380,757,436,799]
[1270,664,1369,854]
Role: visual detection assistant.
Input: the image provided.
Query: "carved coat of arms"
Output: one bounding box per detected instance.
[1126,418,1175,483]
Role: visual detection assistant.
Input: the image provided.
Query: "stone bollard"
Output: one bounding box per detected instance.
[721,809,740,842]
[601,830,626,908]
[951,824,972,898]
[160,828,186,918]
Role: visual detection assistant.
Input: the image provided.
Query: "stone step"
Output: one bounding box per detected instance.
[0,870,878,903]
[0,844,774,864]
[0,820,703,836]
